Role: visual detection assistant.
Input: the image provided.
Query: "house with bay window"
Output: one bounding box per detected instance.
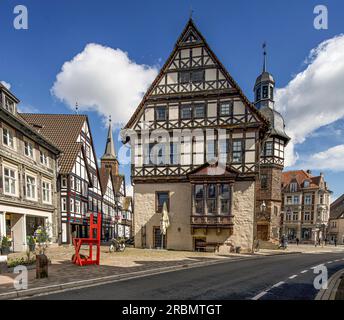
[123,19,272,252]
[0,83,61,251]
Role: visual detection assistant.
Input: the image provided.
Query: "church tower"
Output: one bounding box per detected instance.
[254,44,290,243]
[101,116,119,175]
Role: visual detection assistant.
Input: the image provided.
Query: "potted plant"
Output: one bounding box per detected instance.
[34,224,51,279]
[1,236,11,255]
[27,235,36,252]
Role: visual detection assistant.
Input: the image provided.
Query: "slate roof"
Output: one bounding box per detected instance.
[20,113,87,174]
[330,194,344,219]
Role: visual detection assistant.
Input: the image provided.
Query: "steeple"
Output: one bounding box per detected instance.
[254,42,275,110]
[101,115,116,160]
[101,115,119,176]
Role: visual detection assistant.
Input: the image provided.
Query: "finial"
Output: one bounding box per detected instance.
[109,114,112,125]
[75,101,79,114]
[189,5,194,20]
[262,42,267,73]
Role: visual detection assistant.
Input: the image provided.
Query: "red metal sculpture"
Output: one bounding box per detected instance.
[72,213,101,266]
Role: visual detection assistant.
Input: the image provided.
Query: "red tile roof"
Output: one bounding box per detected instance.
[19,113,87,174]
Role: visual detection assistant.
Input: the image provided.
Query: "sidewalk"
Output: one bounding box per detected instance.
[315,268,344,300]
[0,246,243,299]
[256,244,344,256]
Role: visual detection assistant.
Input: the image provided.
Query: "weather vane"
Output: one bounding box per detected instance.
[189,5,194,19]
[262,42,267,72]
[75,101,79,114]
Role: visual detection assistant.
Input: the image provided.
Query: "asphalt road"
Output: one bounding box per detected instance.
[32,251,344,300]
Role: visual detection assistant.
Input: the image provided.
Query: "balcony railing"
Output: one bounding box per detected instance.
[190,215,234,227]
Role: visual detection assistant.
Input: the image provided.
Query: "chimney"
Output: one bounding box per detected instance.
[306,169,312,175]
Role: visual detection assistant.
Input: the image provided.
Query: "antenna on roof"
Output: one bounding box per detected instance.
[75,101,79,114]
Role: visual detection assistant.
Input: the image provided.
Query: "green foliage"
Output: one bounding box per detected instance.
[1,236,11,248]
[27,235,36,246]
[7,256,36,268]
[34,224,52,254]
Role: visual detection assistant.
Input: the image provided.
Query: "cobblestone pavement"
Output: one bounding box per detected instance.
[0,246,233,294]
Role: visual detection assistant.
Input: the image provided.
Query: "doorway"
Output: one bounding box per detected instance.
[257,224,269,241]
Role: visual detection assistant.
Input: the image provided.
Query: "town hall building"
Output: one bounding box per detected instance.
[124,19,288,252]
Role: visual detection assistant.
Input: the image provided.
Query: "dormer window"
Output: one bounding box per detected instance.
[4,97,15,114]
[304,180,310,188]
[290,182,297,192]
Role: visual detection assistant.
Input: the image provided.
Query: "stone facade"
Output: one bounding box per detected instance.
[255,166,283,241]
[0,84,60,251]
[134,180,255,252]
[281,170,331,243]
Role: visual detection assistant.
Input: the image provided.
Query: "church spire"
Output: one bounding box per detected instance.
[101,115,116,160]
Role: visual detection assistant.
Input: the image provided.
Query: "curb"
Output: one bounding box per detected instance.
[0,255,253,300]
[315,268,344,300]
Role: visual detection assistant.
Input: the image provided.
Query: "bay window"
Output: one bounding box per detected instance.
[194,185,204,214]
[207,184,217,214]
[219,184,230,214]
[193,183,232,216]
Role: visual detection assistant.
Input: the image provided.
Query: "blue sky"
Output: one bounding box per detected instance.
[0,0,343,200]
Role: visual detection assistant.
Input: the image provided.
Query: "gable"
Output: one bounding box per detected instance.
[125,19,268,130]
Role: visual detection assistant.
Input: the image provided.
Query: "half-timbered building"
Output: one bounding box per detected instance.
[99,119,130,240]
[21,114,103,244]
[123,19,271,252]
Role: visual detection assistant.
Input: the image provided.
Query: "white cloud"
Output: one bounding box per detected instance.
[0,81,11,90]
[17,104,39,113]
[300,144,344,171]
[126,184,133,197]
[275,34,344,166]
[51,43,158,127]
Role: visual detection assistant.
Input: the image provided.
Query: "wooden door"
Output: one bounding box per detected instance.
[257,225,269,241]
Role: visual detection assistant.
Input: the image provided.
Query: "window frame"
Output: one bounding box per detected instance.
[156,191,169,213]
[3,165,17,196]
[26,174,37,201]
[2,125,15,149]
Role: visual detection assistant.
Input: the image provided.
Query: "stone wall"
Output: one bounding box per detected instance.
[134,179,256,252]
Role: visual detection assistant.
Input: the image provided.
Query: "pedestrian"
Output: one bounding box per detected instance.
[318,238,321,246]
[324,238,327,246]
[296,238,299,246]
[335,238,337,247]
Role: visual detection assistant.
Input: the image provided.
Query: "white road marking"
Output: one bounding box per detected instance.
[327,261,333,264]
[301,270,308,274]
[272,281,285,288]
[252,291,268,300]
[334,259,340,262]
[289,275,298,279]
